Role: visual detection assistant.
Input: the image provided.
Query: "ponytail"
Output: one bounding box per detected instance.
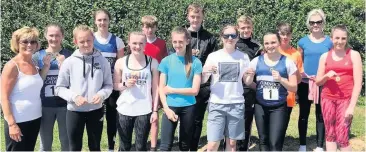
[184,41,193,78]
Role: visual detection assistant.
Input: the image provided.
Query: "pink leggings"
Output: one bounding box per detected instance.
[321,98,352,148]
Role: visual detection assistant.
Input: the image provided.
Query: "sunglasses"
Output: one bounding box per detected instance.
[222,34,238,39]
[309,20,323,26]
[19,40,38,45]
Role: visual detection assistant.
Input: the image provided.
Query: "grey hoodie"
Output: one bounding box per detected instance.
[55,49,113,112]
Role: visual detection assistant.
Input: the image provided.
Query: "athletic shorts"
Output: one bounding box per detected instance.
[207,102,245,142]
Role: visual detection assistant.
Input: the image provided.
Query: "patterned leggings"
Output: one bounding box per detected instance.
[321,98,352,148]
[117,113,152,151]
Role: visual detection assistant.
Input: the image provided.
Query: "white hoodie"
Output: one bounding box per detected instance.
[55,49,113,112]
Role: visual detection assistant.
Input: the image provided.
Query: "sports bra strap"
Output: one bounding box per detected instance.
[145,55,148,66]
[126,54,130,66]
[125,54,150,70]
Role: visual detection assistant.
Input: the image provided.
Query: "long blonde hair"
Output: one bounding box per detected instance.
[171,27,192,78]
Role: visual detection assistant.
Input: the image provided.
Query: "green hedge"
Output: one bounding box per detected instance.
[1,0,364,94]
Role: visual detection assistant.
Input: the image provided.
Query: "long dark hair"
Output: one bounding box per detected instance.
[171,27,192,78]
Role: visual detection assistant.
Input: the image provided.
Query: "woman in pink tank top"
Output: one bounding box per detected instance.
[315,25,363,151]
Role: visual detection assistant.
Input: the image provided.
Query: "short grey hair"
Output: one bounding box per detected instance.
[306,9,326,29]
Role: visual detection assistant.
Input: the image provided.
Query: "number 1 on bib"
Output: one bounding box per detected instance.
[263,88,279,100]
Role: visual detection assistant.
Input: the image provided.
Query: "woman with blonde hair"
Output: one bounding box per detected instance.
[297,9,332,151]
[1,27,43,151]
[55,25,113,151]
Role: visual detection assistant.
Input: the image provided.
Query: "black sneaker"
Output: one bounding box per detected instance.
[150,147,157,151]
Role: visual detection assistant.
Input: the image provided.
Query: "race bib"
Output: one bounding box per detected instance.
[263,88,279,100]
[44,71,59,97]
[45,85,56,97]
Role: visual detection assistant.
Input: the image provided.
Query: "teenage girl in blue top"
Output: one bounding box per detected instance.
[93,9,125,151]
[33,23,71,151]
[158,27,202,151]
[245,31,298,151]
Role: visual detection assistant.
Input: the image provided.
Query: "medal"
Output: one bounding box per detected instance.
[193,49,199,56]
[131,71,139,79]
[335,76,341,82]
[47,52,59,61]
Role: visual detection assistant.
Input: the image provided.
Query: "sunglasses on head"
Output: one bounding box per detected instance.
[19,40,38,45]
[222,34,238,39]
[309,20,323,25]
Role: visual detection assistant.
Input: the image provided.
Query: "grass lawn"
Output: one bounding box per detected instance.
[1,103,365,151]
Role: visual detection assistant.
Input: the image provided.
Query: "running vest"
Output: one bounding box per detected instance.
[35,49,71,107]
[94,34,118,73]
[116,55,153,116]
[256,55,288,107]
[8,60,43,123]
[322,49,353,100]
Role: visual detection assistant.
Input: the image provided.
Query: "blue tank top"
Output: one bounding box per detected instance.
[255,55,288,107]
[94,34,118,73]
[34,49,71,107]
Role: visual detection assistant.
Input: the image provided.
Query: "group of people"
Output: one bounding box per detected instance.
[1,3,362,152]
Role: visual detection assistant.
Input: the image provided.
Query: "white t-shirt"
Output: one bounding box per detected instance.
[249,56,297,77]
[94,32,125,50]
[147,37,157,43]
[205,49,250,104]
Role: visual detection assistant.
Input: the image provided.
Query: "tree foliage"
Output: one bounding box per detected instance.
[1,0,364,94]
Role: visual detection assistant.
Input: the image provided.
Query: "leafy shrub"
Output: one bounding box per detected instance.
[1,0,364,94]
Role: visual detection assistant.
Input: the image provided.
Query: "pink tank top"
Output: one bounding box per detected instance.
[321,49,353,100]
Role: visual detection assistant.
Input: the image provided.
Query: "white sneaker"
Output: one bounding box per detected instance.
[314,147,324,152]
[108,149,114,152]
[299,145,307,151]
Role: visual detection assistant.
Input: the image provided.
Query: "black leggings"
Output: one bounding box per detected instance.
[117,113,151,151]
[105,90,119,150]
[297,82,325,147]
[285,107,293,133]
[66,107,104,151]
[4,118,41,151]
[190,86,210,151]
[160,105,195,151]
[255,103,288,151]
[237,90,256,151]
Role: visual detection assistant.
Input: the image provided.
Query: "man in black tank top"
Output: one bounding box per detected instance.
[235,15,262,151]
